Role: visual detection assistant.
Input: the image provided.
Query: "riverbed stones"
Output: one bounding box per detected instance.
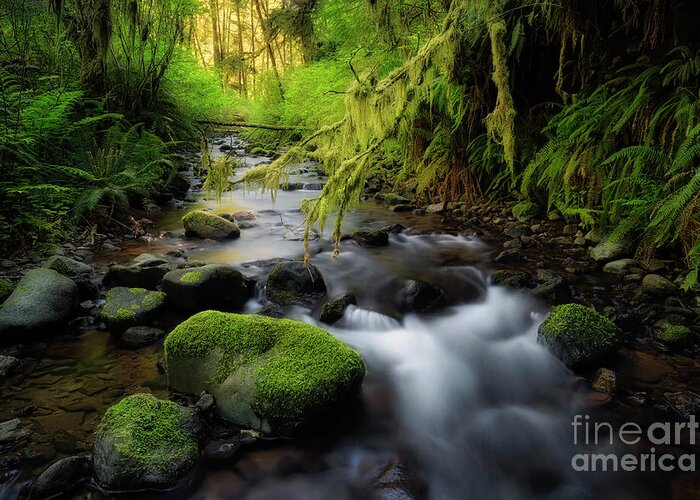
[162,264,248,312]
[183,210,240,239]
[100,287,165,333]
[164,311,365,434]
[93,394,201,491]
[0,268,78,337]
[0,418,30,444]
[641,274,677,297]
[266,261,327,305]
[319,294,357,325]
[537,303,621,367]
[0,355,20,377]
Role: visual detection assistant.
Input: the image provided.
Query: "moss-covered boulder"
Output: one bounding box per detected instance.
[42,255,97,299]
[537,303,620,367]
[182,211,240,240]
[100,287,165,333]
[0,279,14,304]
[395,279,447,313]
[512,201,539,222]
[266,261,327,305]
[590,239,627,263]
[162,264,248,312]
[93,394,201,491]
[164,311,366,435]
[0,268,78,338]
[654,321,693,345]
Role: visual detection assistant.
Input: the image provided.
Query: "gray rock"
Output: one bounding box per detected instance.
[266,261,327,305]
[93,394,201,491]
[103,258,172,290]
[42,255,97,299]
[563,224,579,236]
[0,355,20,377]
[195,392,215,412]
[0,418,30,444]
[492,270,535,289]
[162,264,248,312]
[495,248,523,263]
[319,294,357,325]
[0,268,78,337]
[590,240,627,262]
[603,259,637,275]
[642,274,676,297]
[396,279,447,313]
[120,326,166,349]
[29,455,89,499]
[99,287,166,333]
[203,438,240,460]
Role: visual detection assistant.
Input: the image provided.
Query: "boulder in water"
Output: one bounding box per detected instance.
[537,303,620,367]
[653,320,692,345]
[396,279,447,313]
[99,287,165,333]
[120,326,166,349]
[182,210,240,239]
[29,455,90,499]
[492,270,535,289]
[93,394,200,491]
[0,268,78,338]
[319,294,357,325]
[266,261,327,305]
[164,311,365,434]
[103,254,173,290]
[162,264,248,311]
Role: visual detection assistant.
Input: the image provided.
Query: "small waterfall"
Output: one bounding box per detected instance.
[339,305,402,331]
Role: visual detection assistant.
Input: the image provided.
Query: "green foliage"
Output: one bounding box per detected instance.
[203,155,237,202]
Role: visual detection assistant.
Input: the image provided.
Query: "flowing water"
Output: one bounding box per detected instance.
[0,134,692,499]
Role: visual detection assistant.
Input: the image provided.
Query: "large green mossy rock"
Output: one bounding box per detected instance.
[182,211,240,239]
[100,287,165,333]
[93,394,200,491]
[162,264,248,312]
[537,303,620,367]
[0,268,77,337]
[164,311,366,435]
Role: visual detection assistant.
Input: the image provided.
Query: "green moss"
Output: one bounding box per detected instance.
[101,287,166,331]
[164,311,366,423]
[540,303,619,350]
[512,201,539,221]
[267,289,296,305]
[0,278,14,303]
[180,271,203,284]
[97,394,198,475]
[656,323,693,345]
[182,211,232,231]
